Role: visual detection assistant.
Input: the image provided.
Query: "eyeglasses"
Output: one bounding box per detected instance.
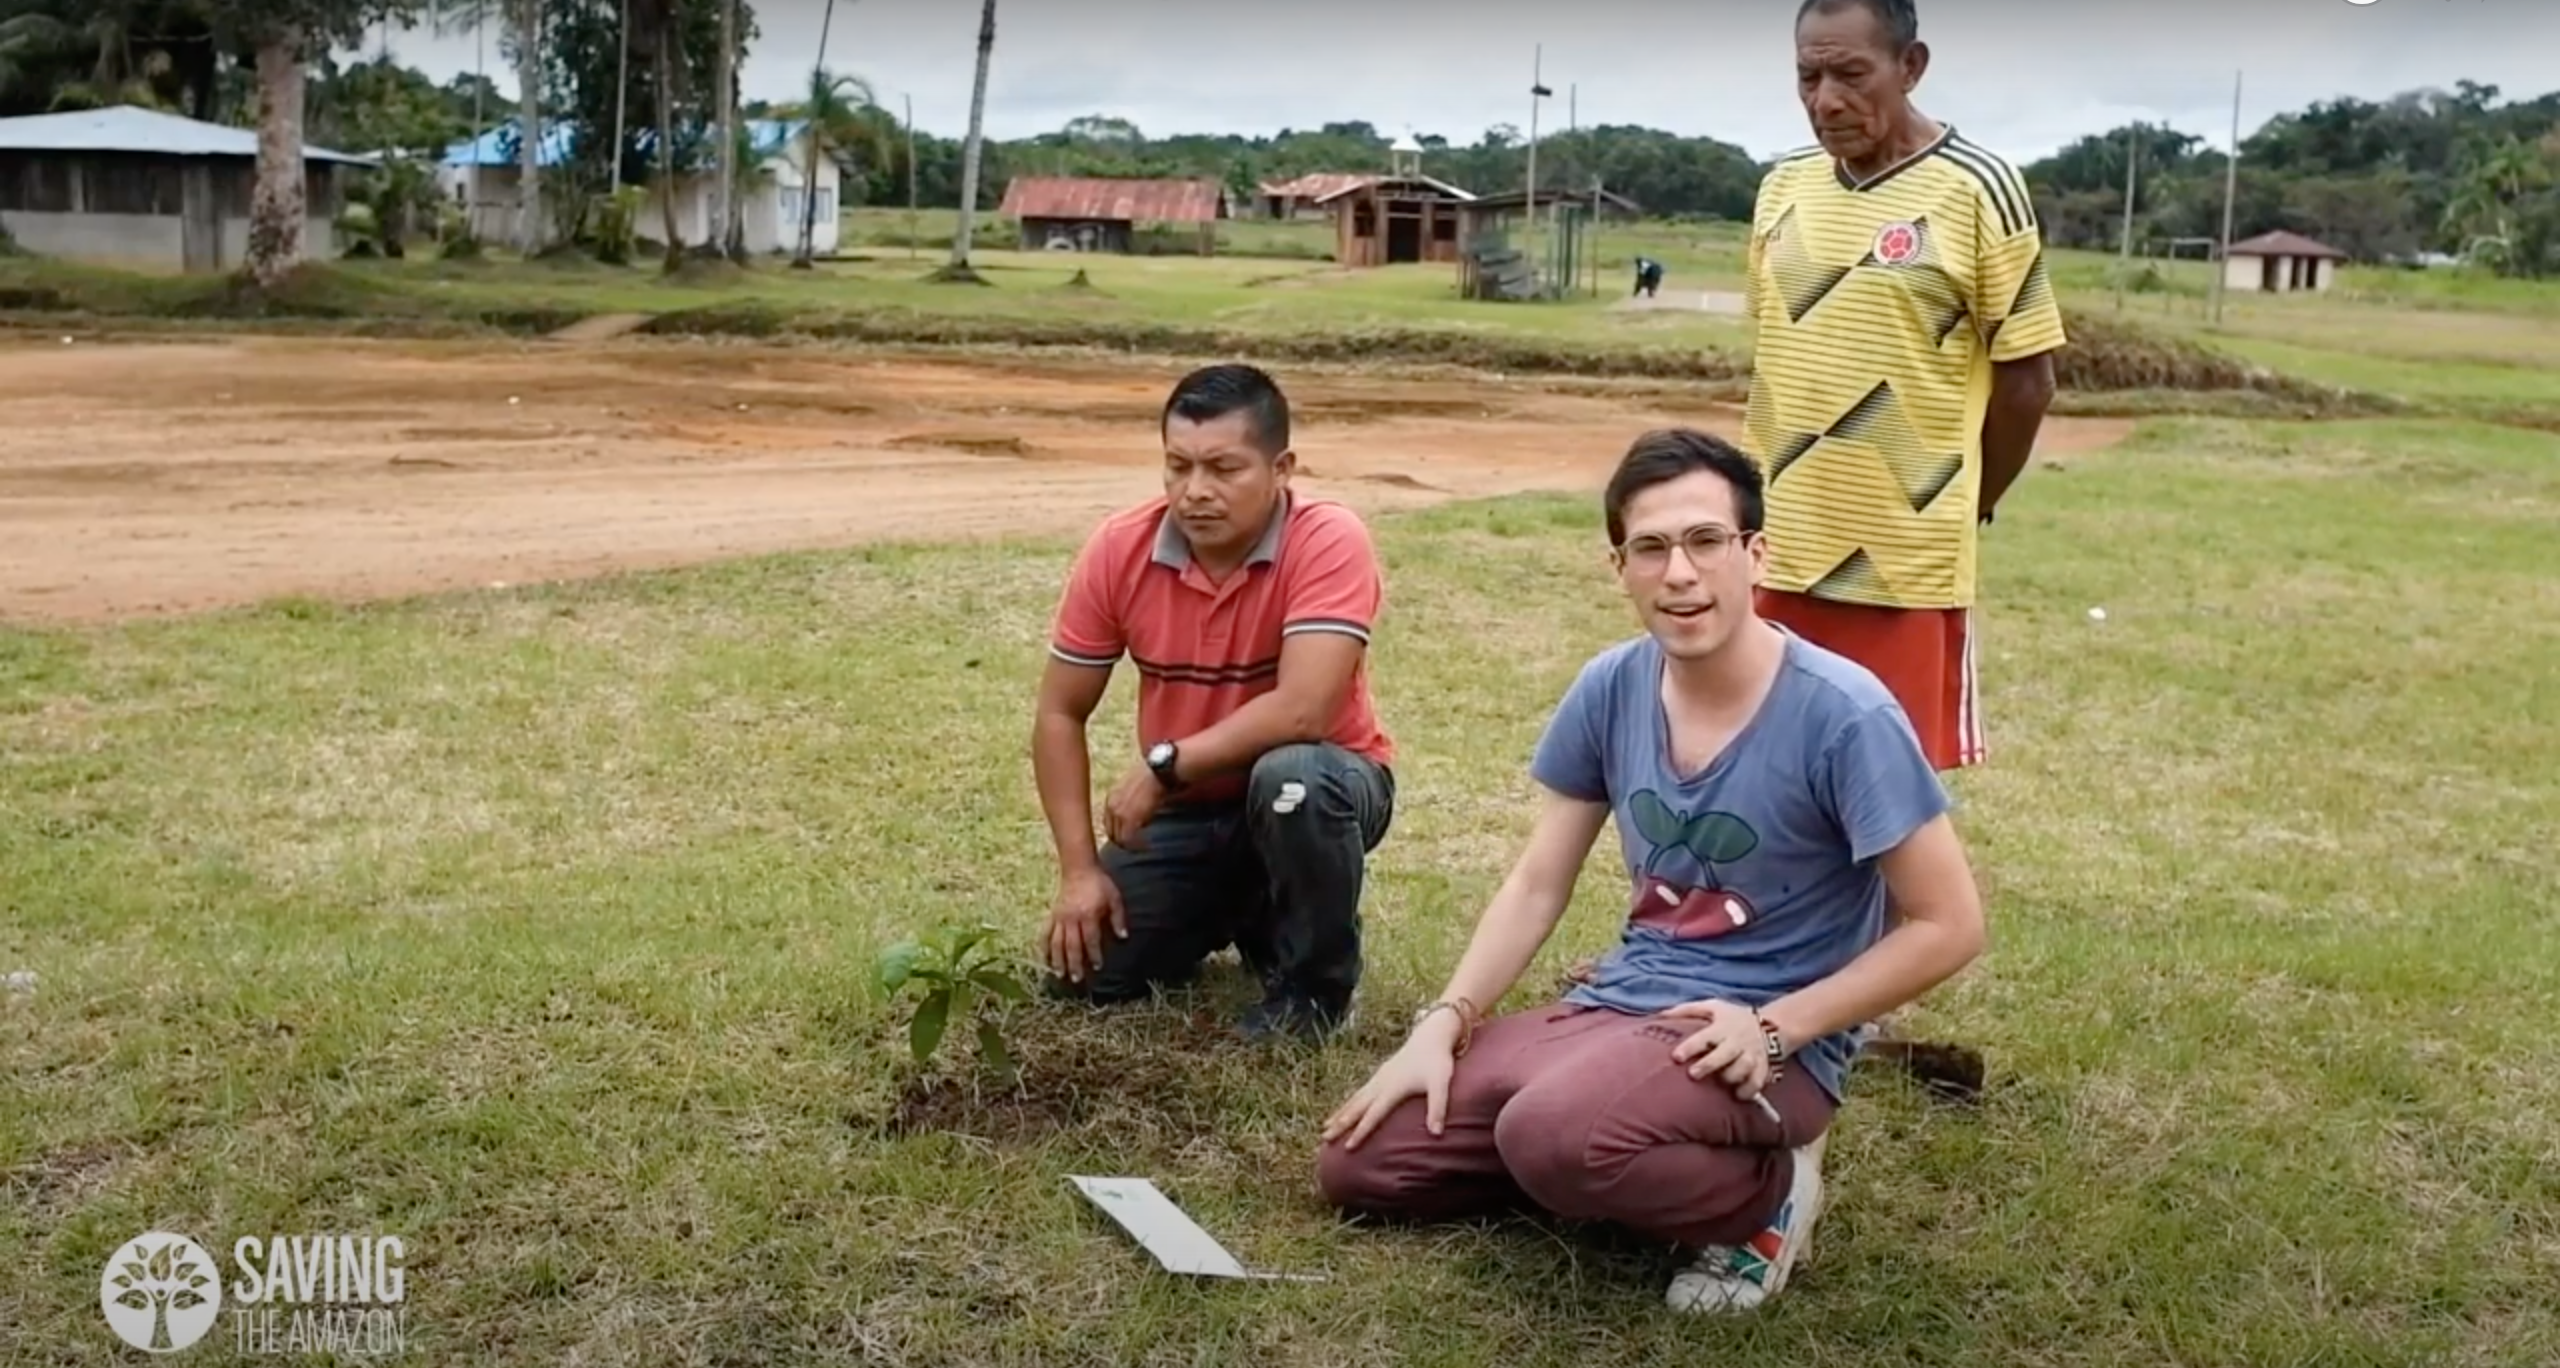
[1616,524,1755,573]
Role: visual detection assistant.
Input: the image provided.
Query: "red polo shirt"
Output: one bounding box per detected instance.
[1049,493,1394,800]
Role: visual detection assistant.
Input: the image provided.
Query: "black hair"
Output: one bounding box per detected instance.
[1603,429,1766,545]
[1796,0,1918,55]
[1162,363,1290,456]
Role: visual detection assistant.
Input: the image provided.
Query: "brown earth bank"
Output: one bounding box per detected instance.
[0,336,2134,624]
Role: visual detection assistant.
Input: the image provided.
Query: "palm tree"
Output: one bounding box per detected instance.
[432,0,543,254]
[0,11,75,106]
[782,66,886,267]
[0,1,190,112]
[937,0,994,282]
[715,0,740,258]
[626,0,689,270]
[2440,136,2549,272]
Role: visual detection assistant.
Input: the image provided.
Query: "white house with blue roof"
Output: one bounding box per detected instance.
[0,105,375,271]
[439,117,843,257]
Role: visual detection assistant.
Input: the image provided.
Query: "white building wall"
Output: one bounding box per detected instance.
[441,133,843,258]
[2,210,336,271]
[2,211,182,266]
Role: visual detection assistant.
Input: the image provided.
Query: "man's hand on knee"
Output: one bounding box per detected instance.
[1663,998,1775,1101]
[1323,1007,1466,1149]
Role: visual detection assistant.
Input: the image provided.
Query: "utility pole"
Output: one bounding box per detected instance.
[1565,82,1577,293]
[2114,121,2138,313]
[2211,70,2243,327]
[906,92,919,259]
[1524,45,1551,297]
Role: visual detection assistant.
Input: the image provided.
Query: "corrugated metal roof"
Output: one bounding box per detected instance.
[1460,186,1640,214]
[1259,172,1374,201]
[1312,172,1476,204]
[2226,229,2348,259]
[999,176,1226,223]
[440,118,808,170]
[0,105,376,164]
[442,121,577,169]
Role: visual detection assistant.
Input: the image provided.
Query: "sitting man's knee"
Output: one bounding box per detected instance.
[1247,743,1337,809]
[1489,1103,1590,1209]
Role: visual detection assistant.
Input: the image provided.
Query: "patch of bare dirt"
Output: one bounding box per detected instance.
[0,335,2133,623]
[883,431,1038,458]
[871,1005,1256,1146]
[3,1138,125,1219]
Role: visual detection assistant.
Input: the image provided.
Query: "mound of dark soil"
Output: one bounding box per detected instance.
[1855,1038,1988,1105]
[871,1004,1256,1146]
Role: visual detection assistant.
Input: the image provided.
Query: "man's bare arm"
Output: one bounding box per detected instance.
[1978,350,2058,520]
[1164,632,1365,782]
[1030,658,1113,877]
[1414,789,1612,1033]
[1757,813,1987,1050]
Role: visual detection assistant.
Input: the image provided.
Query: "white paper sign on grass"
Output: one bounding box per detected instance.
[1066,1176,1327,1283]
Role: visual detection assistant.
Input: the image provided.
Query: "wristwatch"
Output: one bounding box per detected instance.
[1144,740,1181,790]
[1755,1011,1787,1078]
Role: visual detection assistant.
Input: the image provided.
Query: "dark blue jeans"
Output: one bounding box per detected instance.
[1070,742,1394,1014]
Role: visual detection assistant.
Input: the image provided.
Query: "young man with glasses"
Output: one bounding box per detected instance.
[1316,429,1985,1311]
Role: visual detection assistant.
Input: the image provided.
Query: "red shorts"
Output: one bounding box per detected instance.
[1756,587,1982,771]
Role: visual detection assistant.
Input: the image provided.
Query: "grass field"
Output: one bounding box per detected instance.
[4,210,2559,1365]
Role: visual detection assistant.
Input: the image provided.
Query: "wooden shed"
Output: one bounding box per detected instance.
[1455,187,1642,299]
[0,105,374,272]
[1315,173,1476,267]
[997,176,1227,255]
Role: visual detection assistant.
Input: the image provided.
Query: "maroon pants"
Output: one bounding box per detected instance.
[1316,1003,1836,1248]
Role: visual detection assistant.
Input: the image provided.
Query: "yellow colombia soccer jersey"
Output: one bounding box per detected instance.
[1741,127,2068,610]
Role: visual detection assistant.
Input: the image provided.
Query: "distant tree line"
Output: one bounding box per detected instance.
[2024,81,2560,276]
[831,89,2560,278]
[3,0,2553,277]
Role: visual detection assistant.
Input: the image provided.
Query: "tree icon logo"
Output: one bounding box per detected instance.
[99,1232,223,1353]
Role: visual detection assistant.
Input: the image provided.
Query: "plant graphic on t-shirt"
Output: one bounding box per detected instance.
[1627,789,1762,940]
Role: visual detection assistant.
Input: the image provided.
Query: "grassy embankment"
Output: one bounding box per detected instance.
[11,209,2558,424]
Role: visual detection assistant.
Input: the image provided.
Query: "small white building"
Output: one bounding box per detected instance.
[0,105,374,272]
[2222,229,2348,294]
[439,119,843,257]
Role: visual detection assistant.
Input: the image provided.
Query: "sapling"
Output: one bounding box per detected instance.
[875,922,1032,1082]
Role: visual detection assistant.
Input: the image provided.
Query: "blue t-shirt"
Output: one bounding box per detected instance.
[1531,629,1951,1101]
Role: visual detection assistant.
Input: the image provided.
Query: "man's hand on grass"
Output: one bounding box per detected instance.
[1042,866,1126,985]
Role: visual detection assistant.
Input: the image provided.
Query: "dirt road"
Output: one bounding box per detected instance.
[0,335,2131,623]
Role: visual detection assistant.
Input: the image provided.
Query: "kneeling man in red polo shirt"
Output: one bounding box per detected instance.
[1033,363,1397,1042]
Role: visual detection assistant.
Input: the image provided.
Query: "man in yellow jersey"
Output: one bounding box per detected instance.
[1743,0,2065,774]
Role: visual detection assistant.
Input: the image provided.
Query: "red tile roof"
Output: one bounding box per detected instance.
[998,176,1227,223]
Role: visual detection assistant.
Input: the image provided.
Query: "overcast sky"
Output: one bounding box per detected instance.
[372,0,2552,164]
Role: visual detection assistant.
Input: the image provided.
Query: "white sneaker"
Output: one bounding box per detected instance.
[1664,1131,1828,1313]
